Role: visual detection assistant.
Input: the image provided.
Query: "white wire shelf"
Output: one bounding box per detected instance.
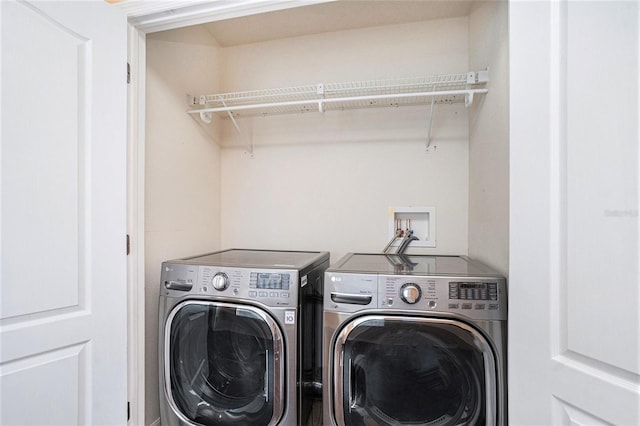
[187,70,489,119]
[187,70,488,155]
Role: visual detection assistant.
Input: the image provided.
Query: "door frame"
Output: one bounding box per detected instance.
[123,2,334,424]
[126,21,147,426]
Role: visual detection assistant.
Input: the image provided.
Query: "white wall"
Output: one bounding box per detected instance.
[220,18,470,91]
[145,26,223,424]
[468,0,509,276]
[221,138,468,262]
[219,18,471,262]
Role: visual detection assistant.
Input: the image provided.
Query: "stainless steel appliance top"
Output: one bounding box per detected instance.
[171,248,329,271]
[330,253,502,278]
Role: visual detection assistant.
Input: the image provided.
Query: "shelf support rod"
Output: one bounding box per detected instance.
[199,111,212,124]
[465,91,474,108]
[426,88,436,152]
[317,83,325,114]
[221,99,253,157]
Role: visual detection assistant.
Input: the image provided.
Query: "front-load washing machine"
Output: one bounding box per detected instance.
[159,249,329,426]
[323,253,507,426]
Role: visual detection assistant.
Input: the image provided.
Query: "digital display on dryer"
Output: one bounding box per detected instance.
[251,273,290,290]
[449,281,498,301]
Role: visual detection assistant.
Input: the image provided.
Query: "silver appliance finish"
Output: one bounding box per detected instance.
[323,253,507,426]
[159,249,329,426]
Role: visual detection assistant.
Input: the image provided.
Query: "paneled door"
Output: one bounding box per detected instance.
[510,1,640,424]
[1,1,127,425]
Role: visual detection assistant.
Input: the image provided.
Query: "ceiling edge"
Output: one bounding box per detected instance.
[115,0,337,34]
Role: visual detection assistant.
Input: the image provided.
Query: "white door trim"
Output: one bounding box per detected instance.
[126,21,147,426]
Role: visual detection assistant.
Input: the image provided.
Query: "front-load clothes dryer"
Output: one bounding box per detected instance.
[323,253,507,426]
[159,249,329,426]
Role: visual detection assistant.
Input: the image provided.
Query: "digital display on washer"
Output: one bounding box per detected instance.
[250,272,290,290]
[449,281,498,301]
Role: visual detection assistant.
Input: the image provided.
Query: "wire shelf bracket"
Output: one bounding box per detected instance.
[187,69,489,153]
[425,96,437,152]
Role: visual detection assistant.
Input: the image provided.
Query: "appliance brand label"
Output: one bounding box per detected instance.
[284,310,295,324]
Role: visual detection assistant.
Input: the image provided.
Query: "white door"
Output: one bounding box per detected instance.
[0,1,127,425]
[509,1,640,425]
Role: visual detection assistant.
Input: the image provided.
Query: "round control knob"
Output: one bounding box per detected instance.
[211,272,229,291]
[400,283,422,304]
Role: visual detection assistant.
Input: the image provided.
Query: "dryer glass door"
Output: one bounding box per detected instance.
[334,316,496,426]
[165,301,284,426]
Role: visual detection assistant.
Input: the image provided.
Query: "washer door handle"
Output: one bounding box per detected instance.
[331,292,372,305]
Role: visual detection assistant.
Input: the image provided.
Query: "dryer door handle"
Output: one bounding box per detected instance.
[331,292,372,305]
[348,357,355,411]
[264,349,269,403]
[164,280,192,291]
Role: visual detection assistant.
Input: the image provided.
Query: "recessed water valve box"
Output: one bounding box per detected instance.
[388,206,436,248]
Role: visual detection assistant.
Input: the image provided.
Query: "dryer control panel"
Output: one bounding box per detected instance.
[325,271,506,321]
[379,275,506,321]
[161,262,298,307]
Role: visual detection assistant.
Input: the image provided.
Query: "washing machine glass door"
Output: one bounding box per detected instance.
[333,316,496,426]
[165,301,284,426]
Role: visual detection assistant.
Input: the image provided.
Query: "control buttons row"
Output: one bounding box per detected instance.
[249,291,290,299]
[448,302,500,310]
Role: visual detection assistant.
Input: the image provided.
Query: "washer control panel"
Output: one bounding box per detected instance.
[161,263,298,306]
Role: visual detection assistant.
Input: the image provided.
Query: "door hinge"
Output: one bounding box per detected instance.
[127,401,130,421]
[126,234,130,256]
[127,62,131,84]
